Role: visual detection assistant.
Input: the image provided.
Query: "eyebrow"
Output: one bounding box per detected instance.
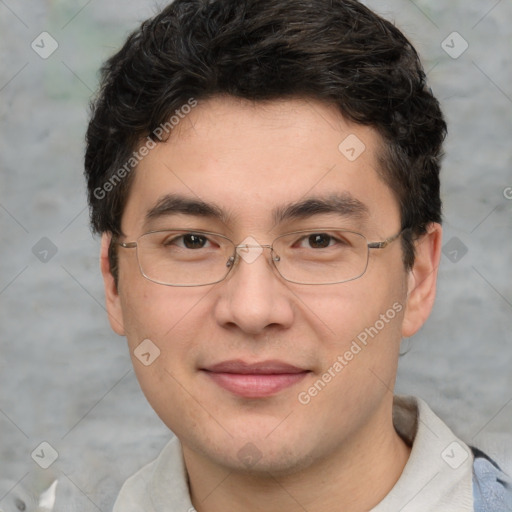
[145,194,228,226]
[144,192,369,228]
[272,193,369,225]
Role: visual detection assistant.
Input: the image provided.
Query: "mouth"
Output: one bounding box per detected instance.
[201,359,311,398]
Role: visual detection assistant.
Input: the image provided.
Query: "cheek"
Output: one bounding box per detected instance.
[297,285,405,420]
[118,268,209,343]
[118,283,214,428]
[117,280,202,394]
[299,276,404,345]
[118,278,220,378]
[298,263,408,401]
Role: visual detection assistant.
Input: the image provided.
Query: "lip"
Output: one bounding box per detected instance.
[201,359,310,398]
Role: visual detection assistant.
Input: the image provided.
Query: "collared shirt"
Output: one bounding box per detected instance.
[113,395,511,511]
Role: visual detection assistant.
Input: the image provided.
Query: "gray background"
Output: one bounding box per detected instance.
[1,0,511,510]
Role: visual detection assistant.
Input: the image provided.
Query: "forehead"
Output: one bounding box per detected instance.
[121,96,400,235]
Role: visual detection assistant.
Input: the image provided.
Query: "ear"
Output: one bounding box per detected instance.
[100,233,126,336]
[401,223,442,338]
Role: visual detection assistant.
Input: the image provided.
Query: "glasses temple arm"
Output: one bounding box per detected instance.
[368,228,408,250]
[118,241,137,249]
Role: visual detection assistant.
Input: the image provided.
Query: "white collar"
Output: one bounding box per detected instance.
[371,395,473,511]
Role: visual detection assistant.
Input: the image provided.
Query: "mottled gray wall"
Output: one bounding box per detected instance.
[1,0,511,510]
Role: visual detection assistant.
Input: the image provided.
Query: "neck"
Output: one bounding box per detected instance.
[182,399,411,512]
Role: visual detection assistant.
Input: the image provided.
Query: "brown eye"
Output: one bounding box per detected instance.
[182,234,208,249]
[307,233,332,249]
[162,233,211,249]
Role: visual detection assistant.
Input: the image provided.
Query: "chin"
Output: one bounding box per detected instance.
[186,419,322,476]
[210,441,318,477]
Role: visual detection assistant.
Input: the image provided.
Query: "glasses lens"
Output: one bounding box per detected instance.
[136,230,234,286]
[273,229,369,284]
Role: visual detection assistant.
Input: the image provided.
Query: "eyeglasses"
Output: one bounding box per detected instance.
[116,228,404,287]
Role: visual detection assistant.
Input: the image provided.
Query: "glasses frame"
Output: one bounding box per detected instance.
[116,227,405,287]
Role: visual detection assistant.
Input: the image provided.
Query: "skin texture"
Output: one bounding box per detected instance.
[100,96,442,512]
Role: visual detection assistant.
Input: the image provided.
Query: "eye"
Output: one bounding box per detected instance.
[164,233,212,249]
[296,233,341,249]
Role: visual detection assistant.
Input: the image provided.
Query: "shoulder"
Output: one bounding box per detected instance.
[113,436,193,512]
[471,441,512,512]
[472,434,512,477]
[112,455,158,512]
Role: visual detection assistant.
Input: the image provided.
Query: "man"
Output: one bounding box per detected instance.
[84,0,511,510]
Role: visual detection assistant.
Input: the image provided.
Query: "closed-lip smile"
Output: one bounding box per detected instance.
[201,359,310,398]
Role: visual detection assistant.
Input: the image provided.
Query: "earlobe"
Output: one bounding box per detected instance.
[401,223,442,338]
[100,233,126,336]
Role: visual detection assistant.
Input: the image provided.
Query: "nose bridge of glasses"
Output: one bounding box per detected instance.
[235,243,272,251]
[233,242,279,265]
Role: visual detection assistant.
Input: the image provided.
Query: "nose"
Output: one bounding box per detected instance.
[213,243,295,335]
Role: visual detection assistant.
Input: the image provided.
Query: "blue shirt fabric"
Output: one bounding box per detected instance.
[472,447,512,511]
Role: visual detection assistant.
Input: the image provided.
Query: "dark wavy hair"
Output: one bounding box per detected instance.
[84,0,446,280]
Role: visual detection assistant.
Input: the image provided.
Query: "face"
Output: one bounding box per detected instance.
[101,96,440,475]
